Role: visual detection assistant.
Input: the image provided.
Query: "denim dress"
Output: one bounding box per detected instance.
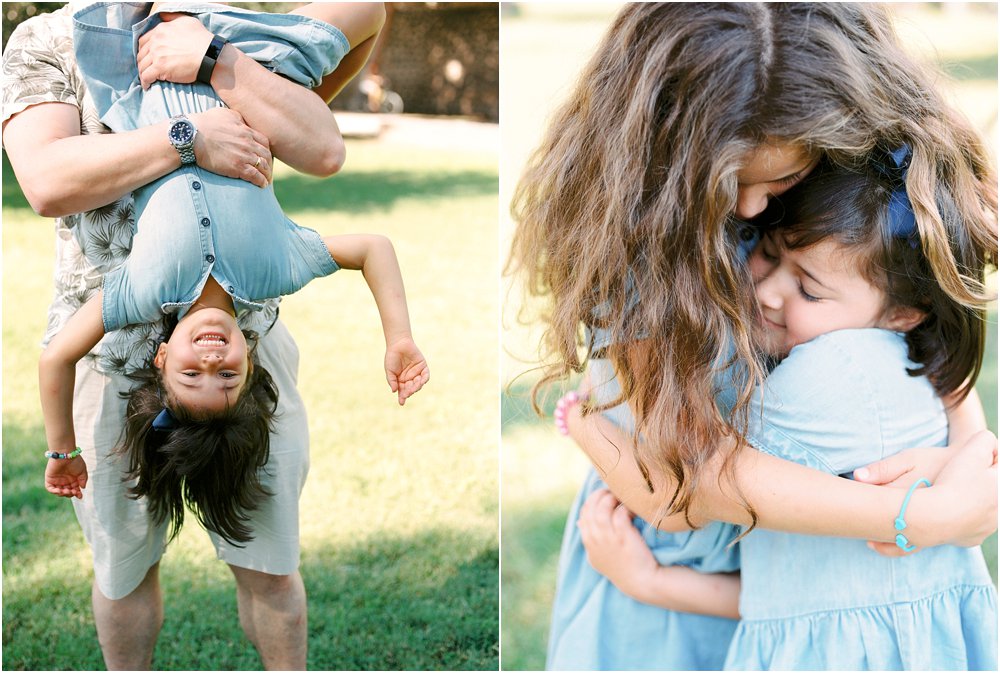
[724,329,998,671]
[71,3,349,330]
[546,225,759,671]
[546,357,742,670]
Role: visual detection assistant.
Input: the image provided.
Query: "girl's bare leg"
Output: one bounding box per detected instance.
[291,3,387,102]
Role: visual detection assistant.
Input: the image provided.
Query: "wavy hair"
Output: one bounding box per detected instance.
[508,3,997,529]
[116,320,280,546]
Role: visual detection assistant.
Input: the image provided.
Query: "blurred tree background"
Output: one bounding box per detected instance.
[3,2,499,121]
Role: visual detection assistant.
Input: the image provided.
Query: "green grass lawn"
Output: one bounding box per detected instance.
[500,4,999,671]
[2,124,499,670]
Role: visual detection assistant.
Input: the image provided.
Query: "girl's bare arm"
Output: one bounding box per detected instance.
[324,235,429,404]
[325,234,412,346]
[567,339,997,549]
[38,292,106,455]
[578,487,741,619]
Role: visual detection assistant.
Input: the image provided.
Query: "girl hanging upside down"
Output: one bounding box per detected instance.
[40,3,429,546]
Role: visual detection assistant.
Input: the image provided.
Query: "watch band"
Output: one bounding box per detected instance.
[177,143,196,165]
[196,34,228,84]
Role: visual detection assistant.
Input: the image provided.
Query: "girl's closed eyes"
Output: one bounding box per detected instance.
[751,231,914,357]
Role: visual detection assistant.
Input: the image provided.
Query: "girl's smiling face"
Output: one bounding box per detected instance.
[153,306,250,415]
[749,232,896,356]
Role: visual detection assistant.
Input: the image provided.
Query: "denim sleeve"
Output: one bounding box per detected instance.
[745,330,907,475]
[101,264,165,332]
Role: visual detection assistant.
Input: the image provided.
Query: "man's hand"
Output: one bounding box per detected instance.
[190,108,272,188]
[45,456,88,499]
[137,13,214,89]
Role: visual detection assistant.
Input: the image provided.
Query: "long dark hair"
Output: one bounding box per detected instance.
[762,157,988,401]
[116,317,280,546]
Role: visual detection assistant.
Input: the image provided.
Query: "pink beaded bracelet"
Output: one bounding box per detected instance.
[554,390,588,436]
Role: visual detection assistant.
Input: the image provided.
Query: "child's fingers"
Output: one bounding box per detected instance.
[396,366,430,405]
[579,489,608,527]
[610,502,634,533]
[583,489,618,522]
[853,451,918,486]
[386,371,399,393]
[45,483,71,498]
[866,540,912,557]
[583,490,621,540]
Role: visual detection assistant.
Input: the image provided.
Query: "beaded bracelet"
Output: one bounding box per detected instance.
[45,447,83,460]
[893,477,931,552]
[554,390,588,436]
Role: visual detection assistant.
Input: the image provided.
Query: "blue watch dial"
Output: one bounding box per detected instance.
[169,120,195,144]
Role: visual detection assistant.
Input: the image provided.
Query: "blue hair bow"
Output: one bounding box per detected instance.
[871,144,918,246]
[152,407,179,432]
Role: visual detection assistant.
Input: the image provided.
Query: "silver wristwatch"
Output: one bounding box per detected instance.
[167,115,198,164]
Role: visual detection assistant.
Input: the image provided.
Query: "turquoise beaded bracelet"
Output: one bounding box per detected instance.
[893,477,931,552]
[45,447,82,460]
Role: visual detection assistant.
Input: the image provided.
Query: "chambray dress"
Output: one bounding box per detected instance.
[725,329,997,671]
[546,224,760,671]
[546,360,742,670]
[71,3,348,330]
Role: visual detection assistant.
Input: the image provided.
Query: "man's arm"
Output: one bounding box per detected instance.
[3,102,269,217]
[134,4,387,177]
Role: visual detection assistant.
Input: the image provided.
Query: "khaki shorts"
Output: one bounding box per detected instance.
[71,319,310,600]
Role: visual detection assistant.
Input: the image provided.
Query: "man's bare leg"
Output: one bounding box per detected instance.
[229,565,308,670]
[92,562,164,670]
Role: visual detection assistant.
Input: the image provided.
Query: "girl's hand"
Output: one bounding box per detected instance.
[863,431,997,556]
[578,488,658,600]
[855,447,951,554]
[853,446,951,488]
[384,337,429,406]
[44,456,88,499]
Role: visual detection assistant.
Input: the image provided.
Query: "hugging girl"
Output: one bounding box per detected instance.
[579,155,997,669]
[509,3,997,670]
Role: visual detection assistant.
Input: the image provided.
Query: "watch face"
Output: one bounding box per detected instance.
[169,120,195,145]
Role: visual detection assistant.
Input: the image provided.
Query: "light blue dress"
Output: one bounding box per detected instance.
[546,224,760,671]
[71,3,349,330]
[724,329,998,671]
[546,358,742,670]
